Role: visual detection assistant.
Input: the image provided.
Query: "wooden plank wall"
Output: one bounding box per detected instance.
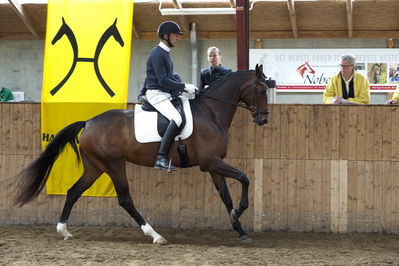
[1,103,399,234]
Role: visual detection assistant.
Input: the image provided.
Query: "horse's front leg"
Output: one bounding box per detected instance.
[206,158,251,242]
[106,160,167,245]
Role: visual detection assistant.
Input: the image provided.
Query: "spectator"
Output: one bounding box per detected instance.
[322,54,370,104]
[199,46,231,92]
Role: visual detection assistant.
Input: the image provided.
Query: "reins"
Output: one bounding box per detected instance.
[200,93,250,110]
[199,81,270,115]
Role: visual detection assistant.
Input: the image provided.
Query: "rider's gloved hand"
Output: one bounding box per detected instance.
[184,84,198,94]
[137,94,145,103]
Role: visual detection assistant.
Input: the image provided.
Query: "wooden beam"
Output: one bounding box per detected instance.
[132,24,141,39]
[387,38,395,48]
[353,30,399,39]
[8,0,39,39]
[0,32,40,40]
[230,0,237,21]
[172,0,189,33]
[254,39,262,49]
[346,0,353,38]
[172,0,182,9]
[287,0,298,38]
[178,16,189,34]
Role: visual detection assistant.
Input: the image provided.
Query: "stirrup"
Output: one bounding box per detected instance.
[154,156,177,172]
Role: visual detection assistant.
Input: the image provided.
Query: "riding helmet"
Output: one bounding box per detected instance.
[157,21,183,37]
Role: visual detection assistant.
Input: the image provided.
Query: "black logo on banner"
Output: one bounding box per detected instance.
[50,17,124,97]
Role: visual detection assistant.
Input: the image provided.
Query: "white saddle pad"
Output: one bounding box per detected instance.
[134,96,193,143]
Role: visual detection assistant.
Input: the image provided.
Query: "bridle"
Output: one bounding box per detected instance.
[246,80,270,117]
[200,80,270,117]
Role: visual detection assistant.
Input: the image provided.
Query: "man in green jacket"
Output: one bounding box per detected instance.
[322,54,370,104]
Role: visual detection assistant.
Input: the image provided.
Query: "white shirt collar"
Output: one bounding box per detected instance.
[341,72,354,94]
[341,71,354,82]
[158,41,171,52]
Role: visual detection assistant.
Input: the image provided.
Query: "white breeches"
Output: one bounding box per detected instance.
[146,90,182,127]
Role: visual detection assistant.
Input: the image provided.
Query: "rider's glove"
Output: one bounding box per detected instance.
[184,84,198,94]
[137,94,145,103]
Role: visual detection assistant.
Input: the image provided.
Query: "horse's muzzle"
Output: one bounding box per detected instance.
[253,115,268,126]
[257,118,268,126]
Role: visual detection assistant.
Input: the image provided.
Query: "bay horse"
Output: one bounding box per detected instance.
[15,64,270,244]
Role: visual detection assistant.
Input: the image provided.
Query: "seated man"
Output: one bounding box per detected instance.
[199,46,231,92]
[322,54,370,104]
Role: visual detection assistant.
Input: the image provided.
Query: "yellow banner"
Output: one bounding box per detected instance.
[42,0,134,196]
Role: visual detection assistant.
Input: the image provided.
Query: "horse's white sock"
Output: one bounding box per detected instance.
[56,222,73,240]
[141,223,161,240]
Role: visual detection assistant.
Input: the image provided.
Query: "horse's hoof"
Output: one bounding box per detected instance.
[63,235,73,240]
[239,235,252,243]
[153,235,167,245]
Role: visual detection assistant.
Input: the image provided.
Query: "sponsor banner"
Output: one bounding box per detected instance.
[250,49,399,92]
[42,0,134,196]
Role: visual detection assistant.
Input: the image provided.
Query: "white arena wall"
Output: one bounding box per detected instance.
[0,38,395,103]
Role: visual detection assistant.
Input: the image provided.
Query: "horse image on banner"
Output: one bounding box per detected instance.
[296,62,315,78]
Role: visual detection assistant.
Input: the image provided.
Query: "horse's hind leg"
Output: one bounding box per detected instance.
[209,172,251,242]
[105,160,167,244]
[57,155,102,240]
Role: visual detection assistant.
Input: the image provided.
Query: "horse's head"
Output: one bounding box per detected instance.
[240,64,269,126]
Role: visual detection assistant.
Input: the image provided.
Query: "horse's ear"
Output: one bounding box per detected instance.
[255,64,264,78]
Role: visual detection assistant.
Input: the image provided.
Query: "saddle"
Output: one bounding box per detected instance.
[134,96,193,168]
[140,97,186,137]
[134,96,193,144]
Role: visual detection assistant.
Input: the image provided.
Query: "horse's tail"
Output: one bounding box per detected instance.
[15,121,86,207]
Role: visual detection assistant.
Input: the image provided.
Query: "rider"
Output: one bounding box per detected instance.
[145,21,197,171]
[137,72,182,102]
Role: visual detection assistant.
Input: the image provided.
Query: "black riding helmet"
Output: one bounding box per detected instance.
[157,21,183,47]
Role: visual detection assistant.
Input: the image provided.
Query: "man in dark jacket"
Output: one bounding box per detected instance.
[138,72,182,102]
[199,46,232,92]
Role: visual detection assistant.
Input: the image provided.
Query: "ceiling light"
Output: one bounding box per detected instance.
[159,7,236,16]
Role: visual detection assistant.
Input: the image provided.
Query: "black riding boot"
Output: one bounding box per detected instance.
[154,120,179,171]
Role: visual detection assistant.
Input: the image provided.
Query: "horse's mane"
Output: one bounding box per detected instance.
[190,69,254,103]
[200,69,253,93]
[205,71,233,91]
[207,70,253,91]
